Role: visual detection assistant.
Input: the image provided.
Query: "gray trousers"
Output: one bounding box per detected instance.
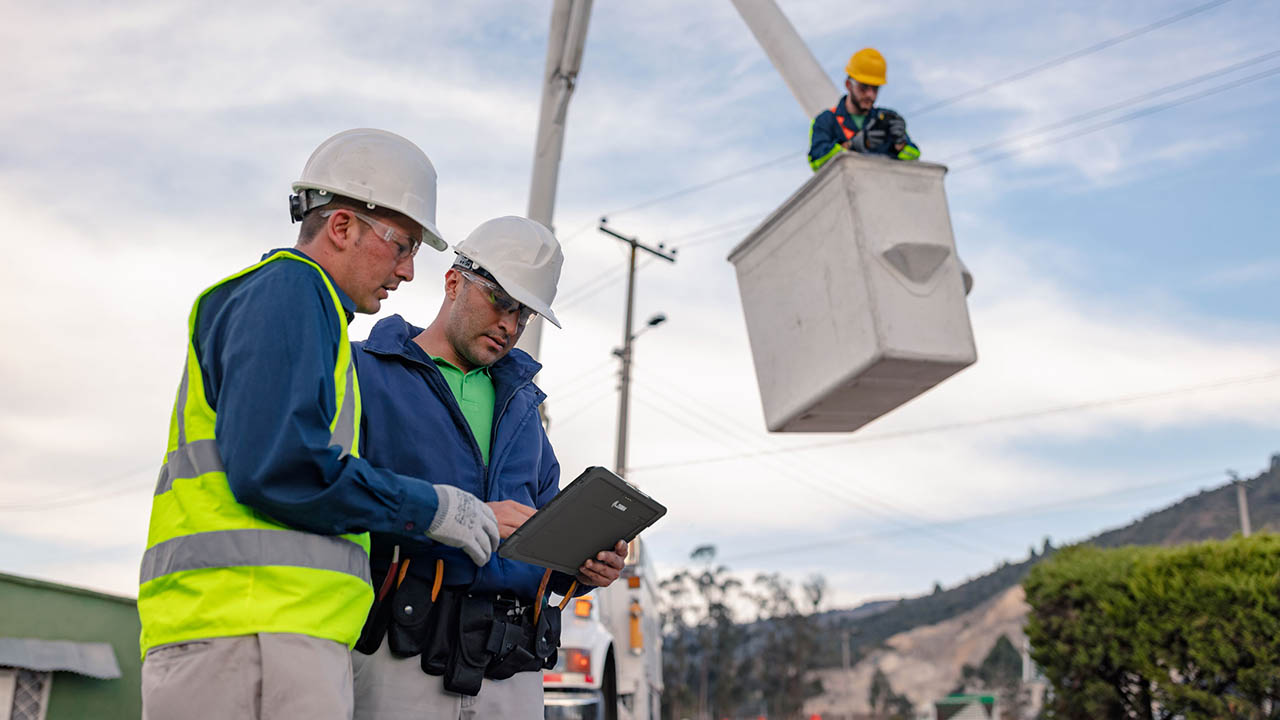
[352,642,543,720]
[141,633,354,720]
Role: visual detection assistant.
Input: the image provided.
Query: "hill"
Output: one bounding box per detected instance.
[813,453,1280,667]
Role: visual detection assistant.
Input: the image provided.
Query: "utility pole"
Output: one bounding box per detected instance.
[599,218,676,478]
[1229,470,1252,537]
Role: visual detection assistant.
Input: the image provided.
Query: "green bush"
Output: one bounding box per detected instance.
[1024,535,1280,719]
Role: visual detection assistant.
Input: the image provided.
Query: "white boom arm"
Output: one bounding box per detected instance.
[518,0,594,361]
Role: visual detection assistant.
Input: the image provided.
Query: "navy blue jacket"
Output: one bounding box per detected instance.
[353,314,576,599]
[192,249,440,538]
[808,96,919,171]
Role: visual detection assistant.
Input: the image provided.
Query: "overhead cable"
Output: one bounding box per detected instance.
[719,469,1227,563]
[951,64,1280,172]
[908,0,1236,116]
[629,370,1280,473]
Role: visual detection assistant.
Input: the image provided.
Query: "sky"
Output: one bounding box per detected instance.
[2,0,1279,609]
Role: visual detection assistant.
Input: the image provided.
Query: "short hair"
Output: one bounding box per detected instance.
[296,196,405,245]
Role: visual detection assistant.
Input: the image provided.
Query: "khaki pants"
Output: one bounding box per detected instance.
[142,633,354,720]
[352,642,543,720]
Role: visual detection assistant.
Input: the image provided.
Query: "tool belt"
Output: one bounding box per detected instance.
[354,559,564,696]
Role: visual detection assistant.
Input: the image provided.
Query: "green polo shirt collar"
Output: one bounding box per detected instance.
[431,356,496,465]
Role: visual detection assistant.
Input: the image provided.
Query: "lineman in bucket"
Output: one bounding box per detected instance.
[808,47,921,171]
[350,216,627,719]
[137,129,501,720]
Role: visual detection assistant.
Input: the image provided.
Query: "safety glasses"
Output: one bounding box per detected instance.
[321,209,420,261]
[459,270,537,327]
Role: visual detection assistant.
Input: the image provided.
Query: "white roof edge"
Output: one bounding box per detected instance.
[0,638,122,679]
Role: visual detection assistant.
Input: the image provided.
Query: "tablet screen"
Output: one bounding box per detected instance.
[498,467,667,576]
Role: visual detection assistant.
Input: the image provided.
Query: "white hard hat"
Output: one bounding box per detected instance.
[454,216,564,328]
[290,128,446,251]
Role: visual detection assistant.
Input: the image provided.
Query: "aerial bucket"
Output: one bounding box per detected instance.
[727,152,977,432]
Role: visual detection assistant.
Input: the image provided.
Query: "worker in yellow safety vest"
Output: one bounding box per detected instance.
[138,128,502,720]
[808,47,921,171]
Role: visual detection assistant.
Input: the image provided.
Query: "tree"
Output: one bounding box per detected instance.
[868,666,913,720]
[1024,535,1280,719]
[659,545,748,720]
[747,572,826,719]
[960,634,1024,719]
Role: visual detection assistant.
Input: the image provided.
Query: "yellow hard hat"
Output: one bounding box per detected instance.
[846,47,886,86]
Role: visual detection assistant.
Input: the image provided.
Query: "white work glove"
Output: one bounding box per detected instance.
[426,485,500,566]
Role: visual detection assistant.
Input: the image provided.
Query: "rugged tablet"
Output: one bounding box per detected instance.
[498,466,667,576]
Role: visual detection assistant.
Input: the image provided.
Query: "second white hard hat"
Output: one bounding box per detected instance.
[291,128,446,251]
[454,216,564,328]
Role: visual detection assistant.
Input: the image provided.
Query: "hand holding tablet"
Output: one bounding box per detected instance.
[498,467,667,576]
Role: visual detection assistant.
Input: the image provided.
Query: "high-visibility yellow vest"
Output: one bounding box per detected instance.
[138,252,372,656]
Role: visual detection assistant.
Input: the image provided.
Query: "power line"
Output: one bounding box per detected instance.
[602,152,795,219]
[586,1,1237,223]
[940,48,1280,164]
[719,469,1226,564]
[557,255,660,312]
[629,370,1280,473]
[950,63,1280,173]
[629,377,1003,556]
[909,0,1236,116]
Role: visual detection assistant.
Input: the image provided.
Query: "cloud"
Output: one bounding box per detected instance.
[2,0,1279,602]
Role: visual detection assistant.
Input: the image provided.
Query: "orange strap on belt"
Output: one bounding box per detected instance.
[396,558,411,588]
[431,559,444,602]
[558,581,578,610]
[533,568,552,624]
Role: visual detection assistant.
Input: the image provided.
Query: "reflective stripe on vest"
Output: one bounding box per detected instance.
[139,251,371,656]
[139,529,371,585]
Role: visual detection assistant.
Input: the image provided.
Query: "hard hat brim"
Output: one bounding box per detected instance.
[496,276,561,329]
[291,180,447,251]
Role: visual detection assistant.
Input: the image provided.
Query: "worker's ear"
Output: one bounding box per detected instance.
[326,210,360,251]
[844,76,855,94]
[444,268,463,300]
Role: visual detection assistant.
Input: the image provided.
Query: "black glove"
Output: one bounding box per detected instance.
[881,110,908,147]
[847,118,888,153]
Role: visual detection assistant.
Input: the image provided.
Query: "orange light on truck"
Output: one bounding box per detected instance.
[627,576,641,589]
[629,600,643,652]
[573,598,592,617]
[565,648,591,674]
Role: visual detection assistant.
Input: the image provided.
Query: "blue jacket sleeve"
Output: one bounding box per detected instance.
[808,110,844,172]
[200,265,439,537]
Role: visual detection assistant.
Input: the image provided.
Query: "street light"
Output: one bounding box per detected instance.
[598,219,676,479]
[612,312,668,475]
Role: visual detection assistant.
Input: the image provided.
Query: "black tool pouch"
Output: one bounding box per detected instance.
[354,596,393,655]
[443,594,505,696]
[420,589,459,676]
[533,605,562,670]
[485,604,563,680]
[353,566,393,655]
[386,575,436,658]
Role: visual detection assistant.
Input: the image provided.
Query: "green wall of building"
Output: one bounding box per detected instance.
[0,573,140,720]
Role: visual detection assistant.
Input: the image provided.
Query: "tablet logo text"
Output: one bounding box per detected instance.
[611,501,628,512]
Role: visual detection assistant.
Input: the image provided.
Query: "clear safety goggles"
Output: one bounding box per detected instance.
[321,209,420,261]
[459,270,537,327]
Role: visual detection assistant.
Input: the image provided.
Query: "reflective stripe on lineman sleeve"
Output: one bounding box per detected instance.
[175,366,190,446]
[157,359,356,496]
[139,528,372,585]
[328,363,356,458]
[154,438,225,495]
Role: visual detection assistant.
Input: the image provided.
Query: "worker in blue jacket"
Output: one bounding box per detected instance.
[351,216,626,720]
[809,47,920,171]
